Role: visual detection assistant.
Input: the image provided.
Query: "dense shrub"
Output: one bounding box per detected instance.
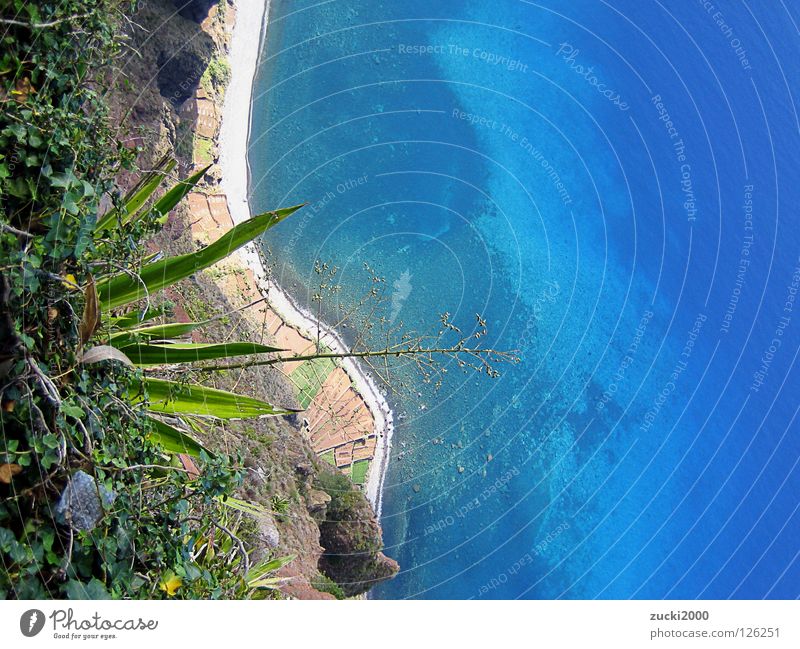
[0,0,282,599]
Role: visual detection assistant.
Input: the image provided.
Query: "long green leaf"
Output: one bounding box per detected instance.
[97,205,303,311]
[108,320,209,346]
[95,157,176,232]
[108,305,170,329]
[246,555,295,586]
[146,416,209,457]
[138,378,296,419]
[248,576,286,591]
[216,495,268,516]
[119,341,284,365]
[153,164,211,224]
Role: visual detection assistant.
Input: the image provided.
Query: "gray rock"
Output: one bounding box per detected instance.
[55,471,114,531]
[257,513,280,549]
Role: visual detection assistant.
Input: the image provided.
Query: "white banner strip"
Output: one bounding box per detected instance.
[2,600,798,648]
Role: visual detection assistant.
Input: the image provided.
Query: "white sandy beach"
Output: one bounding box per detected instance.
[218,0,393,515]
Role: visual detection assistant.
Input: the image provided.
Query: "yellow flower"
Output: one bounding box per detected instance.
[62,274,79,290]
[159,572,182,597]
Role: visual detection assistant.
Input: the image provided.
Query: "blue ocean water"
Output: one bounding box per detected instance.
[248,0,800,598]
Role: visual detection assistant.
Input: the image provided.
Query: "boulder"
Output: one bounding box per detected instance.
[55,471,115,531]
[257,512,280,549]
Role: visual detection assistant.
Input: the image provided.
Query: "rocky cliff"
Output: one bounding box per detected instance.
[108,0,398,599]
[316,470,400,597]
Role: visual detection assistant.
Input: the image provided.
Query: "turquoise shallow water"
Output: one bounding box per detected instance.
[249,0,800,598]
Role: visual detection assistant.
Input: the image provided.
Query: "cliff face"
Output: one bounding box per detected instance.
[108,0,397,599]
[316,470,399,597]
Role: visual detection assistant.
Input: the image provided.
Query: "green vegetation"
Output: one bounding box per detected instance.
[320,450,336,466]
[194,136,214,165]
[0,2,296,599]
[311,572,346,600]
[290,356,336,408]
[201,56,231,96]
[270,494,289,514]
[315,471,375,552]
[351,460,369,485]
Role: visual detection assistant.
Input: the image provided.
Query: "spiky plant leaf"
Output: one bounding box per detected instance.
[246,555,295,589]
[137,378,296,419]
[97,205,303,311]
[119,341,283,366]
[108,305,170,329]
[108,320,209,346]
[152,164,211,224]
[95,156,176,232]
[146,416,209,457]
[216,495,268,516]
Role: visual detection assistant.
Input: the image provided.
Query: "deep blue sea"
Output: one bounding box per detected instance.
[248,0,800,598]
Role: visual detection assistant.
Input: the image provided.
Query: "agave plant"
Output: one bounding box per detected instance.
[159,494,295,598]
[82,158,303,457]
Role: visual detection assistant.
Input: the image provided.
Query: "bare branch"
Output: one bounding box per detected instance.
[0,223,34,238]
[161,344,517,376]
[0,12,95,29]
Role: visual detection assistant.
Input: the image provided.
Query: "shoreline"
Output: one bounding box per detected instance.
[218,0,393,516]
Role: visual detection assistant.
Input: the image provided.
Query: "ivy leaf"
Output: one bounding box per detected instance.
[74,216,95,258]
[62,404,84,419]
[62,274,79,291]
[63,191,80,215]
[50,168,78,189]
[7,176,30,198]
[11,77,35,104]
[65,578,110,600]
[3,123,26,142]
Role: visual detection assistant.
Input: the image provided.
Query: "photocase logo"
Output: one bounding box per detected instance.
[20,609,45,637]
